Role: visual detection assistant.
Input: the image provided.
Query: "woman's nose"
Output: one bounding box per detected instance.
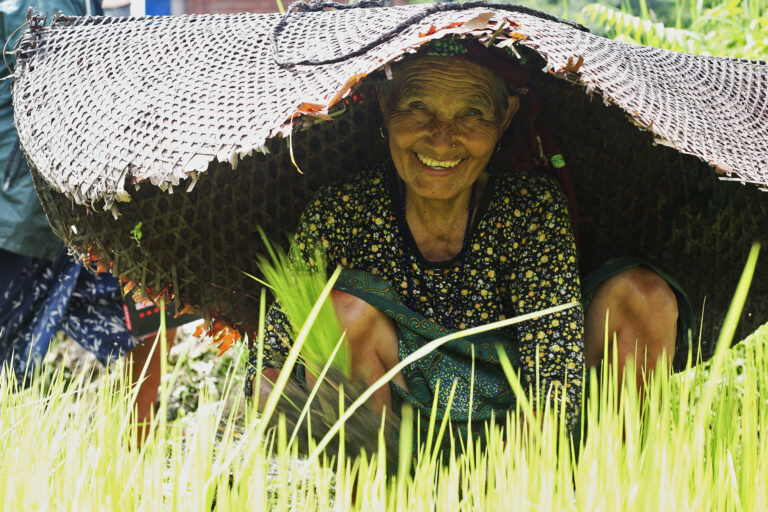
[427,118,457,148]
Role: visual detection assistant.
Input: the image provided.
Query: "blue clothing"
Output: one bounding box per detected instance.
[0,248,139,381]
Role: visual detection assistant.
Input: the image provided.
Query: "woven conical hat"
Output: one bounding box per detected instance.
[12,3,768,362]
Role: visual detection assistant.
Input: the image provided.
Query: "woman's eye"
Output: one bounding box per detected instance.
[465,108,483,117]
[409,101,427,111]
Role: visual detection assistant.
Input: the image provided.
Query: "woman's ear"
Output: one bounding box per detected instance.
[500,95,520,133]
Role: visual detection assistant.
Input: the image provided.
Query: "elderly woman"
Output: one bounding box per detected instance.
[248,41,693,433]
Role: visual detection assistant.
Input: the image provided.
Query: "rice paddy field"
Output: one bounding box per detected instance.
[1,245,766,511]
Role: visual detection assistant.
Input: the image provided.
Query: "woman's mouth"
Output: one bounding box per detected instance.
[415,152,463,171]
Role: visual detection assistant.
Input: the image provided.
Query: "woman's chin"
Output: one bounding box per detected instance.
[408,179,464,201]
[407,167,479,201]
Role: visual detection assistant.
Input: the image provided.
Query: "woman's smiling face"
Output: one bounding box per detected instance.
[381,57,519,201]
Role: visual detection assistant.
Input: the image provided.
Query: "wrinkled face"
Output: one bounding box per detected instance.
[381,57,519,201]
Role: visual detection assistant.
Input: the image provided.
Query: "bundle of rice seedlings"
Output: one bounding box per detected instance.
[254,233,400,466]
[256,232,349,378]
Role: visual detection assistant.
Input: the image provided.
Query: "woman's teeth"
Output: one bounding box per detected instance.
[416,153,462,169]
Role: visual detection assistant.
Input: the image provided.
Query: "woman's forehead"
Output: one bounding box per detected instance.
[393,57,501,97]
[399,84,495,110]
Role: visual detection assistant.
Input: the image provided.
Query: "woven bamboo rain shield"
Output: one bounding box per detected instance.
[11,3,768,363]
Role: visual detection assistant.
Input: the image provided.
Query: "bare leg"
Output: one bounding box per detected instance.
[128,328,176,444]
[254,290,406,415]
[584,267,677,393]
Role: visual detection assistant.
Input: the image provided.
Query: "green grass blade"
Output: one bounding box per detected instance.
[286,331,348,450]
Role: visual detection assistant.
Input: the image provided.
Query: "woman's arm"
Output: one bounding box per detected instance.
[508,174,584,428]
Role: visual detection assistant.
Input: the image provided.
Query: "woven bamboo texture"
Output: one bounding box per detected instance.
[12,4,768,362]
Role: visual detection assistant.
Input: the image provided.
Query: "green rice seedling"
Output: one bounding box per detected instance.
[2,241,767,510]
[252,234,413,467]
[254,231,349,379]
[1,322,766,510]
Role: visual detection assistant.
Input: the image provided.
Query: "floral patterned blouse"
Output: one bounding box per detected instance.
[251,165,584,417]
